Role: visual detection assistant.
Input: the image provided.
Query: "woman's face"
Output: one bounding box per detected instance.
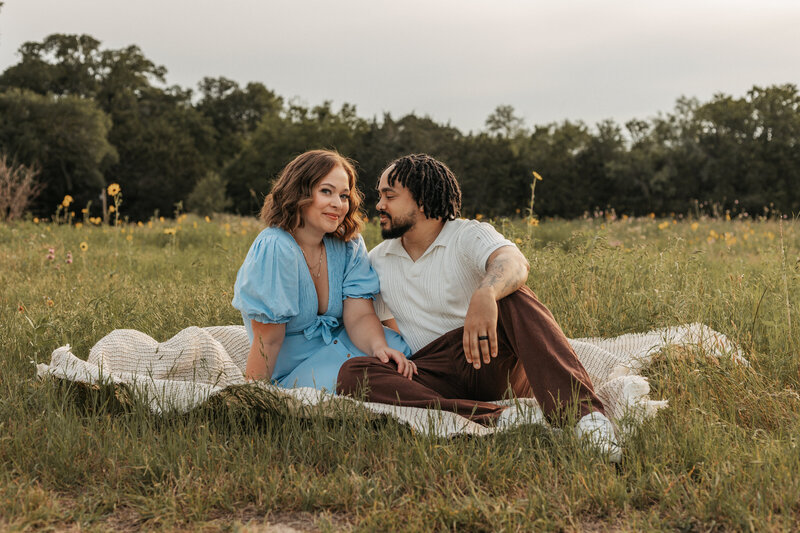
[301,164,351,235]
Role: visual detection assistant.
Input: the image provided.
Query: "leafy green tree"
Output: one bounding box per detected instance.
[186,171,233,216]
[196,77,283,168]
[744,84,800,213]
[1,34,214,219]
[453,133,529,217]
[0,34,105,97]
[485,105,526,140]
[105,86,215,219]
[0,89,117,213]
[520,121,594,217]
[224,101,369,215]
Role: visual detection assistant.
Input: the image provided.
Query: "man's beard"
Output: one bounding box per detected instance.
[379,211,415,239]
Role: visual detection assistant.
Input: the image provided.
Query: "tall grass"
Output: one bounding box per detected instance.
[1,213,799,531]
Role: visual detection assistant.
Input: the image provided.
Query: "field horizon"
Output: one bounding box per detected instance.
[2,213,799,531]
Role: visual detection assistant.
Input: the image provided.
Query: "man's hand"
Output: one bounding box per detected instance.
[372,345,418,379]
[462,286,498,369]
[462,246,529,369]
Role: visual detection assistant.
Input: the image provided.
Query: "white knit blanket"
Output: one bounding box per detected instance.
[36,323,747,437]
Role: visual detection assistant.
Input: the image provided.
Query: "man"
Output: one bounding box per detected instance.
[336,154,620,461]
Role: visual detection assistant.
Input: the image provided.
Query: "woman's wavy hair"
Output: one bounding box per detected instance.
[260,150,364,241]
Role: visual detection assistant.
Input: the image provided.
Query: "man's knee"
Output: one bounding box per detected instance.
[498,285,539,312]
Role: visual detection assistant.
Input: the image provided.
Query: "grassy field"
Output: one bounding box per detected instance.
[2,211,800,531]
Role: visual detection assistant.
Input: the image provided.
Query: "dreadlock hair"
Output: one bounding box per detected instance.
[383,154,461,220]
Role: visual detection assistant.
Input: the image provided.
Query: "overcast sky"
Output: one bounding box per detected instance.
[1,0,798,133]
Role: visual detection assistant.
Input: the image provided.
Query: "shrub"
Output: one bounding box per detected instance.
[0,154,44,221]
[186,171,232,216]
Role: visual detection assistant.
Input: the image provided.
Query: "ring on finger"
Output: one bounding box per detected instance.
[477,335,489,341]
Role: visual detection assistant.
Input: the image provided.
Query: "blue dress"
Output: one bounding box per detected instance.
[232,227,411,392]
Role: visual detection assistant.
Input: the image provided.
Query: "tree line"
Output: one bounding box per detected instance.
[1,33,798,220]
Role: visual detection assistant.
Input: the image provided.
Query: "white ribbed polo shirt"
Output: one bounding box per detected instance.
[370,218,514,353]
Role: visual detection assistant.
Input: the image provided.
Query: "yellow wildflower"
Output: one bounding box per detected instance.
[648,213,655,219]
[46,298,54,307]
[691,222,699,231]
[137,221,144,227]
[193,221,198,229]
[62,195,74,207]
[81,208,88,214]
[147,221,153,228]
[33,217,39,224]
[75,222,83,229]
[159,216,165,223]
[108,205,116,213]
[80,242,89,252]
[528,218,539,227]
[515,238,522,244]
[163,228,177,235]
[107,183,121,196]
[126,234,133,241]
[658,221,670,230]
[532,171,543,181]
[476,214,483,221]
[204,216,211,223]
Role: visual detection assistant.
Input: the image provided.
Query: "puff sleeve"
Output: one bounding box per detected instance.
[341,235,380,300]
[232,230,301,324]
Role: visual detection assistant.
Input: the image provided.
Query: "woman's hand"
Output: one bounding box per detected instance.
[372,345,417,380]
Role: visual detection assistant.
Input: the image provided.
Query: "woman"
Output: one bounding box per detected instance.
[232,149,415,392]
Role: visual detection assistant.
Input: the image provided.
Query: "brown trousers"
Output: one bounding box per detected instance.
[336,286,605,425]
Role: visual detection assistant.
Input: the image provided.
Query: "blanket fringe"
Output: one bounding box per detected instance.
[36,323,745,437]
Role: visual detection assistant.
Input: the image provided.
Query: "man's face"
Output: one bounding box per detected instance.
[376,167,421,239]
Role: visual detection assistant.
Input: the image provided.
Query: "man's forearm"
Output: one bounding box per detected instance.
[478,249,530,300]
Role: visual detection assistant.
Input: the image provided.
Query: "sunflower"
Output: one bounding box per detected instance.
[107,183,121,196]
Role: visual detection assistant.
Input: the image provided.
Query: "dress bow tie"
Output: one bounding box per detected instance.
[302,315,340,345]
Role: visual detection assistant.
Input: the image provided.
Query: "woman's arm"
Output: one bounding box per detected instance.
[343,298,416,379]
[245,320,286,381]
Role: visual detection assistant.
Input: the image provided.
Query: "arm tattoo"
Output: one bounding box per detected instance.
[479,254,521,295]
